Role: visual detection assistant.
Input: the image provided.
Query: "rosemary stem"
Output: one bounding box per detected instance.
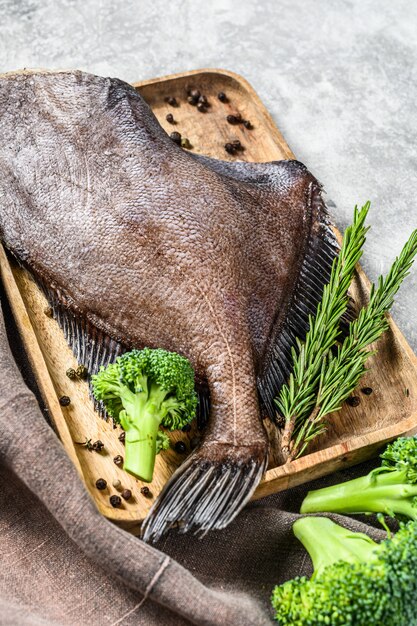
[289,405,321,460]
[281,415,296,462]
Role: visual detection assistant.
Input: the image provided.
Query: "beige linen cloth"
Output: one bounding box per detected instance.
[0,285,385,626]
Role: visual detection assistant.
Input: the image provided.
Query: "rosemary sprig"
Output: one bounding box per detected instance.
[275,202,370,459]
[291,228,417,458]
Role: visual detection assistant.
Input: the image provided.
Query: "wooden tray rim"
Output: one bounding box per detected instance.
[1,68,417,521]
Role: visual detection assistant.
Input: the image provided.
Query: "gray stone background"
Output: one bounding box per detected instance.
[0,0,416,348]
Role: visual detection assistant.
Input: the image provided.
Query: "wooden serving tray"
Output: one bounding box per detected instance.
[1,68,417,530]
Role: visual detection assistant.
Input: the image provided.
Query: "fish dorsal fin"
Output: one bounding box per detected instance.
[257,184,339,420]
[44,287,125,377]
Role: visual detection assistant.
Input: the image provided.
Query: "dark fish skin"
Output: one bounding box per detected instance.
[0,70,338,541]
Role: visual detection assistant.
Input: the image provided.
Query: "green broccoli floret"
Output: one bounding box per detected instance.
[301,436,417,520]
[271,517,417,625]
[92,348,197,482]
[156,430,171,454]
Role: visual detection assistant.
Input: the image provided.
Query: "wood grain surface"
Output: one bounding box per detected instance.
[1,68,417,527]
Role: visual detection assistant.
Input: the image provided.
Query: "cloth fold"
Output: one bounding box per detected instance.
[0,291,385,626]
[0,298,271,626]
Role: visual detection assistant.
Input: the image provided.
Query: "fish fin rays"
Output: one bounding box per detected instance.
[257,184,340,421]
[195,384,210,431]
[28,279,126,412]
[52,303,125,375]
[4,252,126,395]
[51,301,127,415]
[141,441,268,543]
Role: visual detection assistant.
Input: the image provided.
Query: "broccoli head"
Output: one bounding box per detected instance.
[301,435,417,520]
[271,517,417,625]
[92,348,197,482]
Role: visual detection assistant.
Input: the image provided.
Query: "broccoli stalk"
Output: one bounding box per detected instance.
[272,517,417,625]
[301,436,417,520]
[92,348,197,482]
[293,517,380,577]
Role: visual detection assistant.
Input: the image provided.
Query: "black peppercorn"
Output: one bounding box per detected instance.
[166,113,175,124]
[182,423,192,433]
[243,120,252,129]
[59,395,71,406]
[118,431,126,444]
[361,387,373,396]
[110,495,122,508]
[198,95,208,106]
[95,478,107,490]
[225,143,236,155]
[217,91,227,102]
[347,396,361,407]
[66,367,77,380]
[76,365,88,380]
[181,137,192,150]
[113,454,124,466]
[232,139,242,150]
[92,440,104,452]
[121,489,132,501]
[197,101,206,112]
[189,88,200,99]
[165,96,178,107]
[170,131,182,145]
[187,95,198,106]
[174,440,187,454]
[227,114,239,125]
[190,436,201,450]
[141,486,151,497]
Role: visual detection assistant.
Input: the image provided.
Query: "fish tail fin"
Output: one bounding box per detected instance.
[141,441,268,543]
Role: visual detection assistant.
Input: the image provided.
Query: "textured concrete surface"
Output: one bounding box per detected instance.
[0,0,416,348]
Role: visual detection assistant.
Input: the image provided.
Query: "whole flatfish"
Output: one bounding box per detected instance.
[0,70,338,541]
